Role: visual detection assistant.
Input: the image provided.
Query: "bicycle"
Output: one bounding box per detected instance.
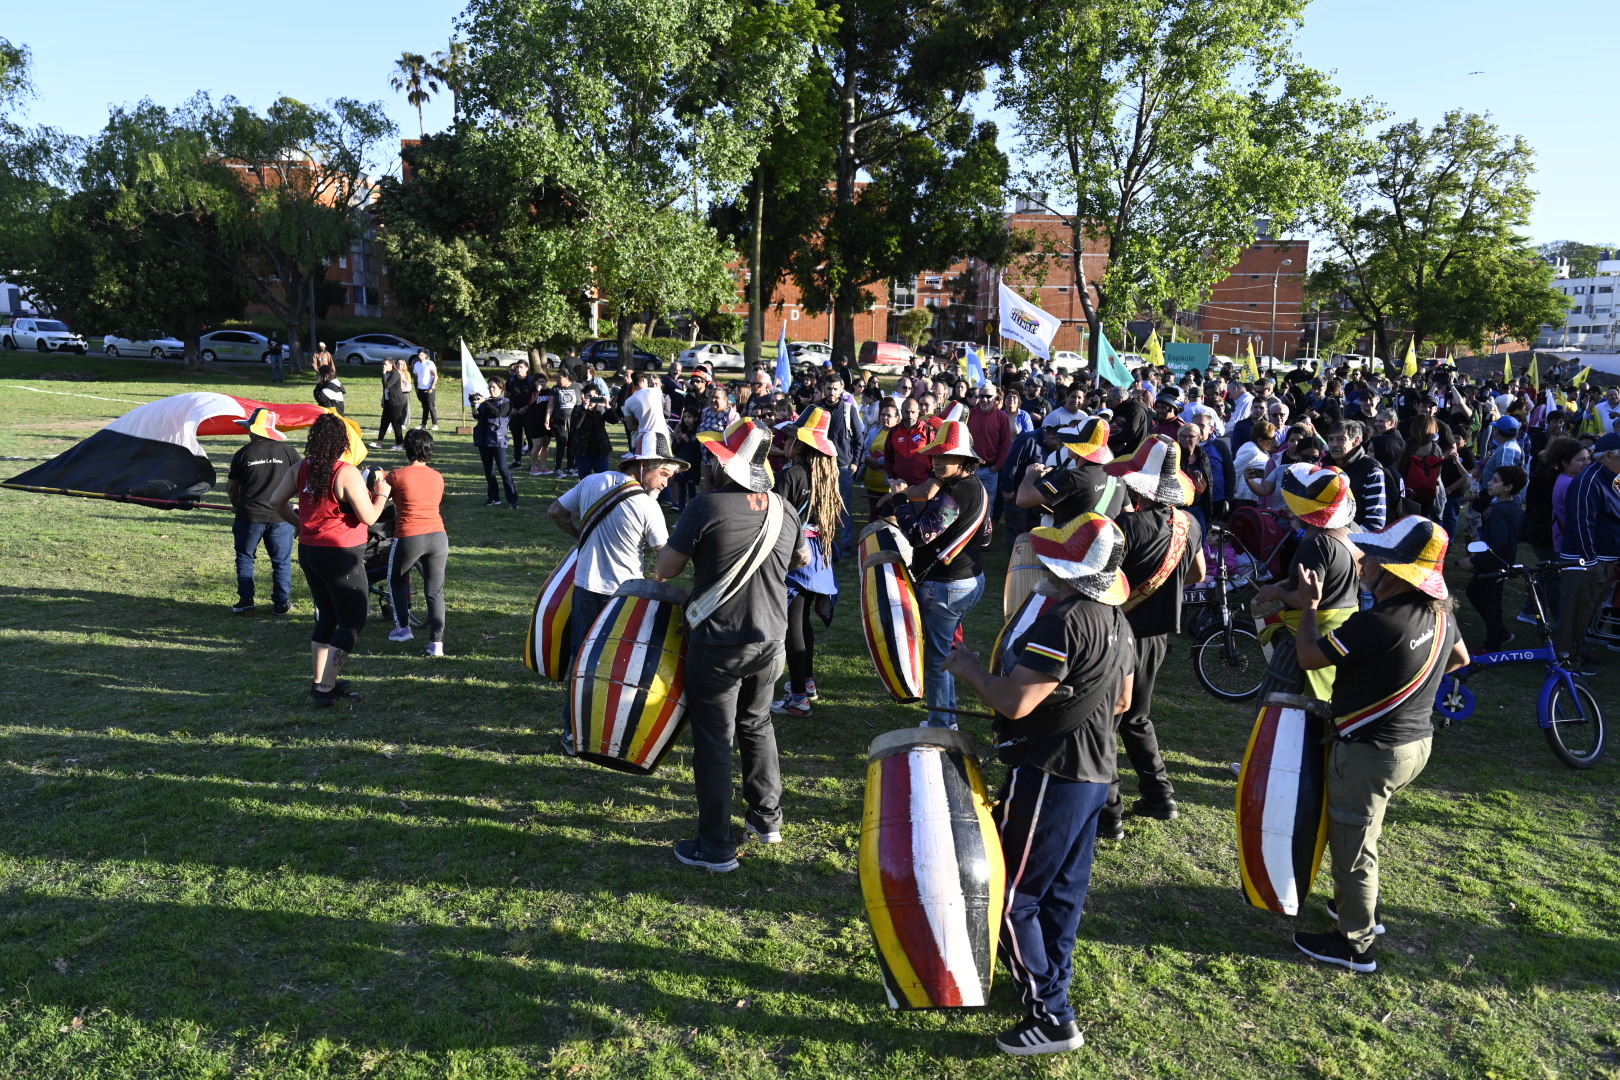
[1433,548,1606,769]
[1187,523,1267,702]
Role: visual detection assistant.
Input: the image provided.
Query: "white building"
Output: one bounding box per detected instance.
[1539,252,1620,352]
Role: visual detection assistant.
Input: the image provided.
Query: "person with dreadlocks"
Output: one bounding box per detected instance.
[770,406,844,718]
[269,412,390,706]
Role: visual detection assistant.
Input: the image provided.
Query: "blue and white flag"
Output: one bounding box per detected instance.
[1097,329,1133,389]
[998,282,1061,361]
[774,322,791,390]
[966,346,986,387]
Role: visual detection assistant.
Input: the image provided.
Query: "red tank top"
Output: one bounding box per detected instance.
[298,460,367,548]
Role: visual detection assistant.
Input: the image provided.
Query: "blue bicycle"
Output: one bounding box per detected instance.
[1433,550,1606,769]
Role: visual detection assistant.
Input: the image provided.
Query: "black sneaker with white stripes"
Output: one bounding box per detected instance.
[1293,930,1377,973]
[995,1016,1084,1056]
[1326,900,1386,936]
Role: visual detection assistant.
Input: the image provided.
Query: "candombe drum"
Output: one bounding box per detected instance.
[859,727,1004,1009]
[1236,692,1330,916]
[523,548,577,680]
[990,578,1061,678]
[569,580,690,774]
[1003,531,1046,619]
[859,521,925,703]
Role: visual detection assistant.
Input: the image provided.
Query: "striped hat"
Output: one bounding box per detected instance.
[1030,512,1128,605]
[1280,463,1354,529]
[1104,434,1193,506]
[1059,416,1111,464]
[790,406,837,457]
[1350,515,1450,599]
[938,401,968,423]
[698,418,774,492]
[234,407,285,442]
[921,419,979,462]
[620,428,688,471]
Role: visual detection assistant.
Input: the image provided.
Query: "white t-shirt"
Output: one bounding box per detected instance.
[556,471,669,595]
[412,358,438,391]
[622,387,669,437]
[1233,441,1269,502]
[1042,406,1086,430]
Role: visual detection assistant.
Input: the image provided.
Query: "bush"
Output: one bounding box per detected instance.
[701,312,745,344]
[895,308,934,351]
[634,337,689,363]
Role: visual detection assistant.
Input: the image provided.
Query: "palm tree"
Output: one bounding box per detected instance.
[430,40,467,120]
[388,51,438,137]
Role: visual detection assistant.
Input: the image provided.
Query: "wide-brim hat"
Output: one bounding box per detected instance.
[621,428,688,472]
[790,405,837,457]
[1349,515,1449,599]
[938,401,968,424]
[1059,415,1111,464]
[1281,463,1355,529]
[1104,434,1193,506]
[234,407,285,441]
[698,418,774,492]
[1030,512,1129,605]
[921,419,978,462]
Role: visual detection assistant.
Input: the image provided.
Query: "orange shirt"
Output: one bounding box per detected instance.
[386,463,446,537]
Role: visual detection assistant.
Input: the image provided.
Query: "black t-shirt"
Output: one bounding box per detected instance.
[228,439,300,524]
[1034,461,1127,525]
[1291,531,1359,611]
[667,486,807,647]
[1117,504,1203,638]
[1107,399,1150,457]
[909,474,988,583]
[1319,591,1459,748]
[995,595,1136,783]
[775,464,812,518]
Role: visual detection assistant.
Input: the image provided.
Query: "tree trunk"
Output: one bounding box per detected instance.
[1072,222,1102,371]
[744,171,765,369]
[616,312,636,374]
[830,47,860,367]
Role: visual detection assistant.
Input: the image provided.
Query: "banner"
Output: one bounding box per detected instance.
[460,339,490,409]
[1162,342,1212,376]
[1097,330,1133,388]
[997,282,1061,361]
[774,322,791,390]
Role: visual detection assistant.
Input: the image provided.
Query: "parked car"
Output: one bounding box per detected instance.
[103,333,185,359]
[335,333,421,366]
[858,341,918,369]
[1050,350,1084,374]
[2,317,88,354]
[679,341,745,373]
[580,339,665,371]
[788,340,833,364]
[197,329,275,364]
[477,347,560,368]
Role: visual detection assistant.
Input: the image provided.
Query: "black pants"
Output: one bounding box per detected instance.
[1467,572,1510,650]
[377,402,406,445]
[1101,632,1173,827]
[480,446,518,505]
[687,640,785,861]
[416,388,438,427]
[388,530,447,643]
[785,593,816,694]
[298,543,368,652]
[552,413,574,471]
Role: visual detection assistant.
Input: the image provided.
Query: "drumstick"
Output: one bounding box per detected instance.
[924,705,996,720]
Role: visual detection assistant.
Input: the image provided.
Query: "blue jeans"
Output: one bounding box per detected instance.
[1441,493,1461,538]
[269,353,285,383]
[976,466,1000,510]
[838,464,857,554]
[919,574,985,727]
[480,445,518,505]
[233,518,294,607]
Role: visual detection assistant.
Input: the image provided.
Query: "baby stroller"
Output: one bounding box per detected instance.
[364,504,424,629]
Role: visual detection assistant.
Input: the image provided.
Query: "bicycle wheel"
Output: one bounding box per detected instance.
[1192,623,1266,702]
[1544,682,1606,769]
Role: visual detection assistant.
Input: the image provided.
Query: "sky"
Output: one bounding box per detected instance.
[6,0,1616,248]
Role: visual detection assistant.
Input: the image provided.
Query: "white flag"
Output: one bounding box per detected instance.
[998,282,1061,361]
[460,339,489,408]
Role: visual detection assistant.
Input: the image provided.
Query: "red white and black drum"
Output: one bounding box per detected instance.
[859,521,925,703]
[568,580,690,774]
[859,727,1004,1009]
[1236,692,1330,916]
[524,548,577,680]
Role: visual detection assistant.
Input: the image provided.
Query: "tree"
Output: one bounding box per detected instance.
[999,0,1375,366]
[389,52,439,138]
[1537,240,1608,280]
[895,306,934,350]
[430,40,468,120]
[1313,111,1569,364]
[0,38,75,287]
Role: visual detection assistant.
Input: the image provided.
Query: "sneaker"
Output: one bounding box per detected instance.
[996,1016,1084,1056]
[744,812,783,844]
[231,601,255,614]
[430,424,439,431]
[539,469,556,476]
[368,441,381,449]
[1326,900,1386,936]
[1095,819,1124,841]
[1229,761,1243,778]
[803,678,819,700]
[423,642,444,657]
[1561,655,1598,678]
[530,468,543,476]
[508,502,519,510]
[1293,929,1376,973]
[311,683,362,707]
[1130,797,1179,821]
[673,838,738,872]
[391,445,404,451]
[770,695,811,718]
[389,627,415,643]
[272,603,291,616]
[558,729,577,757]
[484,499,502,507]
[1515,613,1539,626]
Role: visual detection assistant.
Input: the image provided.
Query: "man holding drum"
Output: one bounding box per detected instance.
[944,512,1135,1055]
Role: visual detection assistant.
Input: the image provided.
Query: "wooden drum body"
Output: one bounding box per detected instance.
[569,580,690,774]
[1236,692,1330,916]
[1003,531,1048,619]
[524,549,577,680]
[859,521,925,703]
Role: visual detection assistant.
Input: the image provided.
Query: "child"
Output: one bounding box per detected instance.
[1465,464,1527,651]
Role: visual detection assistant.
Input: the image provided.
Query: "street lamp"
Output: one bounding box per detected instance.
[1270,258,1294,367]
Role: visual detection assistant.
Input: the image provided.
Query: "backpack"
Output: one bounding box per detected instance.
[1405,453,1443,500]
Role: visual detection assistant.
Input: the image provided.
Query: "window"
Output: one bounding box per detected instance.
[1599,286,1613,293]
[925,276,942,287]
[1251,274,1261,280]
[338,256,347,270]
[1575,286,1586,295]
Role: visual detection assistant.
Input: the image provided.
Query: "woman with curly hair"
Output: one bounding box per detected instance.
[770,407,844,718]
[270,412,390,705]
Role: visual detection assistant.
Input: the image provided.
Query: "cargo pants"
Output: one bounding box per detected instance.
[1327,736,1431,951]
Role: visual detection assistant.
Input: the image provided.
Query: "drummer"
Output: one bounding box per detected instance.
[1289,515,1467,972]
[943,512,1135,1056]
[1014,416,1126,527]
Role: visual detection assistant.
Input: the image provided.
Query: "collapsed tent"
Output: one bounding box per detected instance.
[2,392,337,509]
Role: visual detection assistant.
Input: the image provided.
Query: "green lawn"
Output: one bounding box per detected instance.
[1,356,1617,1079]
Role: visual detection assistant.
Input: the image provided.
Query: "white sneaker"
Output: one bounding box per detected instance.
[388,627,414,643]
[368,442,382,449]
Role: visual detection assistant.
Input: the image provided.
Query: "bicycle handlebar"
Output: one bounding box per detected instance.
[1478,561,1563,582]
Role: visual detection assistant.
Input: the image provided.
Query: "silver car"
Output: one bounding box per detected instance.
[336,333,421,365]
[678,341,745,372]
[103,333,185,359]
[197,330,275,363]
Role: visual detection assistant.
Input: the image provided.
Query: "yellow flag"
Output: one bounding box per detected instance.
[1572,364,1591,387]
[1402,339,1417,377]
[335,411,369,467]
[1242,339,1259,381]
[1528,356,1540,389]
[1146,329,1166,367]
[1502,353,1512,385]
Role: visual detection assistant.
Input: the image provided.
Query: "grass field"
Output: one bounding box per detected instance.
[1,357,1617,1080]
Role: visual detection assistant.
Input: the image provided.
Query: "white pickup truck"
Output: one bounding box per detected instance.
[2,317,89,354]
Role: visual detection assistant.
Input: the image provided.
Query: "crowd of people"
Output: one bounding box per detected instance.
[226,342,1620,1057]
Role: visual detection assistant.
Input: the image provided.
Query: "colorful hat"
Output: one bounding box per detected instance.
[1058,416,1111,464]
[920,419,979,462]
[698,418,774,492]
[1349,515,1449,600]
[790,406,837,457]
[1281,463,1355,529]
[1104,434,1193,506]
[1030,512,1129,606]
[234,407,285,441]
[620,428,688,472]
[939,401,968,424]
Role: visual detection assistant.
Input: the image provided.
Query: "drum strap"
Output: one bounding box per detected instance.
[1121,508,1191,613]
[685,494,784,628]
[1332,610,1450,739]
[576,479,645,546]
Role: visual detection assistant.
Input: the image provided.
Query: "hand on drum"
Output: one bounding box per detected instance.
[941,644,984,679]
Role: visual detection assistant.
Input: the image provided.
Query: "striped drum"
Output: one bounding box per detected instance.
[524,549,577,680]
[859,727,1004,1009]
[859,522,925,703]
[1236,692,1330,916]
[569,580,690,774]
